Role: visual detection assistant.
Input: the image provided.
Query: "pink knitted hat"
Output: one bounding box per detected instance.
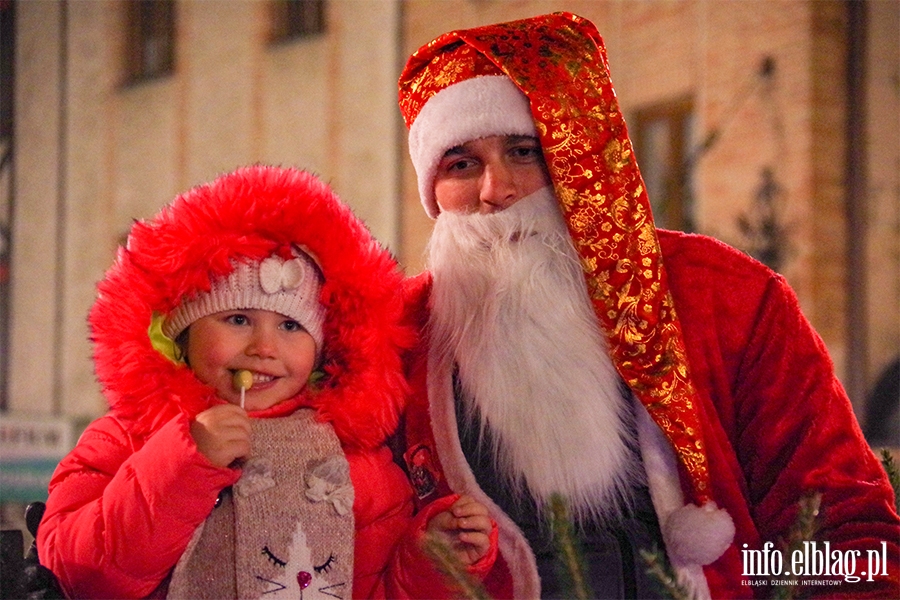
[163,247,325,352]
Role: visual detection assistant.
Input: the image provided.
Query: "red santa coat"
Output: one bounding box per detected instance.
[37,166,416,599]
[394,229,900,599]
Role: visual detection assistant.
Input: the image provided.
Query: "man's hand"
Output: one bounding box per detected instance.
[190,404,251,468]
[426,495,493,566]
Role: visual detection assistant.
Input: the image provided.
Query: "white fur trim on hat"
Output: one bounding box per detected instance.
[408,75,538,218]
[163,252,325,352]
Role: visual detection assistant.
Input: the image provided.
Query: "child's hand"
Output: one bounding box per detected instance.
[425,495,493,567]
[190,404,251,468]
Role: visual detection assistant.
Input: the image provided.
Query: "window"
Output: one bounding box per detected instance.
[125,0,175,83]
[631,98,695,232]
[270,0,325,43]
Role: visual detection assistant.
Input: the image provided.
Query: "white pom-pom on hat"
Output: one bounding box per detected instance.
[663,501,735,566]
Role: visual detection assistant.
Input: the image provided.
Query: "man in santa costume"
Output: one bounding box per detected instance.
[391,12,900,599]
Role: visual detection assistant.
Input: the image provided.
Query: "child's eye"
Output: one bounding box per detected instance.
[314,553,335,574]
[281,319,304,332]
[224,313,250,326]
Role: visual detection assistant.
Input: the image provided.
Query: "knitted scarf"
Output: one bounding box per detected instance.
[168,410,354,599]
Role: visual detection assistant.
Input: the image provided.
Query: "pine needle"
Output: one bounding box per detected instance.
[639,545,693,600]
[879,449,900,514]
[548,494,593,600]
[771,491,822,600]
[421,533,492,600]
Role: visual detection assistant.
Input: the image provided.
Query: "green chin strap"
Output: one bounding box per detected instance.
[149,312,184,364]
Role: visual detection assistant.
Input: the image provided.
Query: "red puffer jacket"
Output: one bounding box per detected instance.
[37,166,417,599]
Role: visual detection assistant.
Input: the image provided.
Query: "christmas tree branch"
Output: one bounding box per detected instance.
[771,491,822,600]
[639,545,693,600]
[879,449,900,514]
[548,495,593,600]
[421,532,492,600]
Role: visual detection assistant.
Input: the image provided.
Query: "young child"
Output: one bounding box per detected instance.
[37,165,418,599]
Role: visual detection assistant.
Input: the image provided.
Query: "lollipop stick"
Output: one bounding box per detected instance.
[233,370,253,410]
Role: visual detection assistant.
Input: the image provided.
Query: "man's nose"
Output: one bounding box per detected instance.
[478,161,519,213]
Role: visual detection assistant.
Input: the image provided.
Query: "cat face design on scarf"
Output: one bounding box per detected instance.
[166,414,356,600]
[246,452,355,599]
[255,519,347,599]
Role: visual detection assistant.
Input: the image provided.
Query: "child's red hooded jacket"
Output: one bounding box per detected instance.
[37,166,416,599]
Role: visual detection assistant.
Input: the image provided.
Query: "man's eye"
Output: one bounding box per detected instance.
[446,158,472,171]
[511,146,541,159]
[438,154,479,174]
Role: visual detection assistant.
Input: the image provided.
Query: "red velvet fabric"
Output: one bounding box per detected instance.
[399,230,900,599]
[663,230,900,599]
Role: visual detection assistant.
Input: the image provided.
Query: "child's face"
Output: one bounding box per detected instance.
[185,309,317,411]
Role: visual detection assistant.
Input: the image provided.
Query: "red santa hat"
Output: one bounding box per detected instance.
[399,11,734,586]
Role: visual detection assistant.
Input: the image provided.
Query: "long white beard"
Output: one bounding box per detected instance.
[427,187,643,523]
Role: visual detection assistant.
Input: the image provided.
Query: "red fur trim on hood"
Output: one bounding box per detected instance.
[90,166,414,449]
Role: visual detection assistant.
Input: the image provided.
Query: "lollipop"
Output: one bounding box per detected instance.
[233,370,253,409]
